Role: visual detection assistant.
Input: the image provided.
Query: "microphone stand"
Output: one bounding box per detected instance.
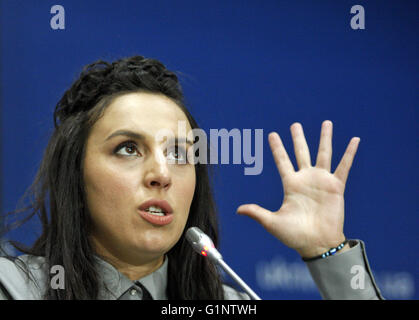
[216,258,262,300]
[186,226,262,300]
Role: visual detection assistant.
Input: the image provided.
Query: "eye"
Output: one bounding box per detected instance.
[167,145,187,163]
[114,141,141,157]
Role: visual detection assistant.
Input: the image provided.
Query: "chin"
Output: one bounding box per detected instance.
[133,234,177,255]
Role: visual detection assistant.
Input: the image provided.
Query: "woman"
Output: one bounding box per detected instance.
[0,56,383,300]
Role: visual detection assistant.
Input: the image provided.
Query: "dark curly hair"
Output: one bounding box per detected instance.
[2,55,225,299]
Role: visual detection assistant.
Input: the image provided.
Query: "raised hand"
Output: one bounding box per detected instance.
[236,120,361,258]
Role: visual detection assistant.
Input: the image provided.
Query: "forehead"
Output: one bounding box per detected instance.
[92,92,192,138]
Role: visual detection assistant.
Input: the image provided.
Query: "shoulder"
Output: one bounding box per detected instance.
[222,284,251,300]
[0,254,48,300]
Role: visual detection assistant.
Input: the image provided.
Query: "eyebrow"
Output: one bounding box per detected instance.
[105,129,193,145]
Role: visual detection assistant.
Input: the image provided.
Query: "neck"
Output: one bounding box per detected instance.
[90,236,165,281]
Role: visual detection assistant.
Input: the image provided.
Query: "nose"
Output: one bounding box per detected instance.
[143,152,172,190]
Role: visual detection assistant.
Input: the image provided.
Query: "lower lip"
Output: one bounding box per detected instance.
[138,210,174,226]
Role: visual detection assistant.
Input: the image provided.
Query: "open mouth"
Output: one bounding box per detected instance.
[138,199,174,226]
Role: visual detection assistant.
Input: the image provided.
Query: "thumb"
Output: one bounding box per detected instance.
[236,204,273,229]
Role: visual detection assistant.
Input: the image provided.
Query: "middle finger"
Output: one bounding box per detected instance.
[290,122,311,169]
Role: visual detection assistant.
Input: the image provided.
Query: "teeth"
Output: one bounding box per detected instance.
[147,206,164,212]
[145,206,165,216]
[147,211,165,217]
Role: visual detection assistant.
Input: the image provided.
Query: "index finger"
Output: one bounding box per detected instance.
[268,132,295,179]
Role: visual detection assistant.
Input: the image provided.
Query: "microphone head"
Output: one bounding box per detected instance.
[186,227,222,262]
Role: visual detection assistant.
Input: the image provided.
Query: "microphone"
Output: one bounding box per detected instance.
[186,227,262,300]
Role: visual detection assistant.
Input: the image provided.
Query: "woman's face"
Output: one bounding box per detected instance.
[83,92,196,265]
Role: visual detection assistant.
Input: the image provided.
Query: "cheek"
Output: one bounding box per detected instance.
[84,159,136,224]
[173,168,196,214]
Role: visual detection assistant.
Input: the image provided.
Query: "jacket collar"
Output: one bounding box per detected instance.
[94,255,168,300]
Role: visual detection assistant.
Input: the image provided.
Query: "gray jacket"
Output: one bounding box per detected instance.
[0,239,383,300]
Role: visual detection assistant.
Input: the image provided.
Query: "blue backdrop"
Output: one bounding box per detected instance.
[1,0,417,299]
